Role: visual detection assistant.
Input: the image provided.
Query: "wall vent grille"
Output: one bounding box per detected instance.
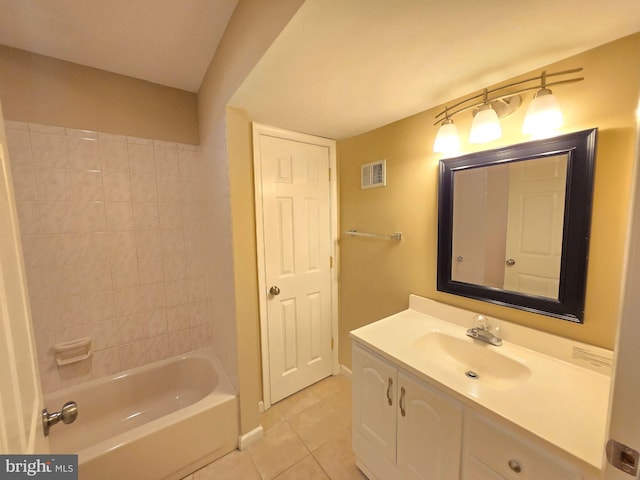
[361,159,386,189]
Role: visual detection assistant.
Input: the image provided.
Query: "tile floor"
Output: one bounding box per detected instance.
[181,374,367,480]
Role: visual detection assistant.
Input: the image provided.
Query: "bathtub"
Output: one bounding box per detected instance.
[45,347,238,480]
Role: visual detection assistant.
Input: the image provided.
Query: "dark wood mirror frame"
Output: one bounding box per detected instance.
[437,129,597,322]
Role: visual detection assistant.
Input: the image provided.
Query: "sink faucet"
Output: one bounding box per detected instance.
[466,314,503,346]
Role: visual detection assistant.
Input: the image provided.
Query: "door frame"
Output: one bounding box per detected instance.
[252,123,339,409]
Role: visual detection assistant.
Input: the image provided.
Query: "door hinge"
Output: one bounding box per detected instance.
[330,256,333,268]
[331,338,335,350]
[328,168,331,181]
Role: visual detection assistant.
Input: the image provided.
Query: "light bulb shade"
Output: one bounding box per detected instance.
[469,105,501,143]
[522,89,563,137]
[433,120,461,154]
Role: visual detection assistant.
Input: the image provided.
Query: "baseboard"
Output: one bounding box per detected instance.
[238,425,264,450]
[258,400,265,413]
[340,363,352,379]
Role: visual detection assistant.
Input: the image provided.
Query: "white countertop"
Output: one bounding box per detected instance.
[350,295,612,469]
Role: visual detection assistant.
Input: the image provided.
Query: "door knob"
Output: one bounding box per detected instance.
[506,258,516,266]
[269,286,281,296]
[42,401,78,436]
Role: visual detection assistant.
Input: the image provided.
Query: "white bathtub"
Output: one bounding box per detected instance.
[45,348,238,480]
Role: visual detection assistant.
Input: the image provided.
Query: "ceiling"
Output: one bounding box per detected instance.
[231,0,640,139]
[0,0,239,92]
[0,1,639,139]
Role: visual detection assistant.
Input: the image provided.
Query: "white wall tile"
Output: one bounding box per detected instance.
[40,201,77,233]
[167,305,189,332]
[92,347,120,378]
[102,172,132,201]
[156,175,181,202]
[158,202,183,229]
[114,287,142,316]
[80,262,113,294]
[133,202,160,230]
[29,123,66,135]
[135,229,163,258]
[143,309,167,337]
[70,170,103,201]
[163,254,186,282]
[168,329,191,356]
[108,231,138,263]
[77,232,109,264]
[30,132,68,168]
[15,201,41,234]
[105,202,134,231]
[161,229,184,256]
[6,129,33,165]
[165,280,187,307]
[47,266,83,298]
[83,291,116,323]
[99,140,129,172]
[66,128,97,140]
[178,149,199,177]
[110,260,140,289]
[128,143,155,174]
[35,167,72,201]
[117,314,144,344]
[138,256,164,285]
[11,165,38,200]
[154,147,179,175]
[43,233,78,267]
[131,174,158,202]
[67,137,100,170]
[88,320,119,351]
[74,201,107,233]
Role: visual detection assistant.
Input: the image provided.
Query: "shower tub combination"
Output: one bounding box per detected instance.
[45,348,238,480]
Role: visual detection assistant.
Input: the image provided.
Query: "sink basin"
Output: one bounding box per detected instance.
[413,332,532,390]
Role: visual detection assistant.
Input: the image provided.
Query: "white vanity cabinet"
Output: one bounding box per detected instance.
[352,341,599,480]
[352,343,463,480]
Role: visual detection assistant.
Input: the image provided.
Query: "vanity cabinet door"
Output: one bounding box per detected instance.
[352,343,398,464]
[397,371,463,480]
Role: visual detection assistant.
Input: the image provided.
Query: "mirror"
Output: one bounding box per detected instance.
[437,129,597,322]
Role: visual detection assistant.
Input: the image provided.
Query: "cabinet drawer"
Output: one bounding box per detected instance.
[464,410,582,480]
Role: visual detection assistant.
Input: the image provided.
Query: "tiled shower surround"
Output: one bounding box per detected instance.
[5,120,210,393]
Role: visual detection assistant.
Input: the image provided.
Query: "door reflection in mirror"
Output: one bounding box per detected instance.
[451,154,568,299]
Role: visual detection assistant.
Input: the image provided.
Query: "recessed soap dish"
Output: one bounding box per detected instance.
[54,337,92,366]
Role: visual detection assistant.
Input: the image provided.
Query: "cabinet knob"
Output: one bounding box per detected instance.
[508,459,522,473]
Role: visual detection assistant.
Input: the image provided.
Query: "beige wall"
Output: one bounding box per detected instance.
[0,46,198,144]
[338,33,640,369]
[197,0,305,436]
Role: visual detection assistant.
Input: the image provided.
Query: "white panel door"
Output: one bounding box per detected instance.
[503,155,567,297]
[0,110,49,453]
[255,129,334,404]
[397,370,463,480]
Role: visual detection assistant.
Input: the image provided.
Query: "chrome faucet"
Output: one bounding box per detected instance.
[466,314,503,346]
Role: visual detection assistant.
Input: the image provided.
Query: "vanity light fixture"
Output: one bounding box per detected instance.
[433,108,461,154]
[433,68,583,155]
[469,90,502,144]
[522,72,563,138]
